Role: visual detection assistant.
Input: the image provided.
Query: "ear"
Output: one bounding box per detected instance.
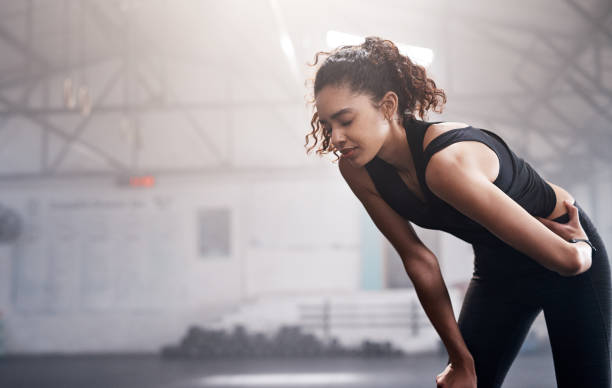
[380,91,399,121]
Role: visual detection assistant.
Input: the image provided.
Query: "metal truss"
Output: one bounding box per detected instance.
[462,0,612,180]
[0,0,610,181]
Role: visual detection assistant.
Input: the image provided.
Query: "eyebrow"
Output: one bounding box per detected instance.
[318,108,354,124]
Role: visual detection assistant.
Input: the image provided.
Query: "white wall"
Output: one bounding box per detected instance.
[0,171,362,354]
[1,170,609,355]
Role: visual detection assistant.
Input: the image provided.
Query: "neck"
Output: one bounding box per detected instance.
[376,119,416,172]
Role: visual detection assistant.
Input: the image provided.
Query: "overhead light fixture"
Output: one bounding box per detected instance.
[326,30,434,68]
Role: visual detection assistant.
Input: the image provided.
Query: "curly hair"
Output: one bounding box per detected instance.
[304,36,446,161]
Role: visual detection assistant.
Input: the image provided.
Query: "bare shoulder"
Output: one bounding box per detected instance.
[338,157,378,197]
[422,121,471,152]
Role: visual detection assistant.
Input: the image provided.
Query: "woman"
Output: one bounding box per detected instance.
[304,37,610,388]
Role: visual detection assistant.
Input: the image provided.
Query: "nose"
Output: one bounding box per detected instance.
[330,127,346,149]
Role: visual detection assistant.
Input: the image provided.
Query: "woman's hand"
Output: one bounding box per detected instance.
[537,199,592,276]
[435,360,477,388]
[536,200,587,241]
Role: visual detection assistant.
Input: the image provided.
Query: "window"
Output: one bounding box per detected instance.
[197,208,231,258]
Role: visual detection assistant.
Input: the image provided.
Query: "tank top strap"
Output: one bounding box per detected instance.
[422,126,504,172]
[403,117,444,166]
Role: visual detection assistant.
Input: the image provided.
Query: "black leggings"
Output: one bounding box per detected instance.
[457,201,611,387]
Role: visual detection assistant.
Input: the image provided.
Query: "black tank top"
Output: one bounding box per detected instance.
[364,117,557,248]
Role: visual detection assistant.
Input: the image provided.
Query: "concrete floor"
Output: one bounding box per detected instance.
[0,352,560,388]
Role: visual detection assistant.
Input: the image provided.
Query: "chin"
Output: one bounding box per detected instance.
[343,155,363,168]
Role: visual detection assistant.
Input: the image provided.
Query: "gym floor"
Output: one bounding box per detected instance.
[0,352,559,388]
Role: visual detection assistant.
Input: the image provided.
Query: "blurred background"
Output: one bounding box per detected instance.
[0,0,610,387]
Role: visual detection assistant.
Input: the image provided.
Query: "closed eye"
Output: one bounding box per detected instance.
[319,121,352,131]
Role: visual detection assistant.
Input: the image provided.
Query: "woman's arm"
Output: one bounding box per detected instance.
[338,158,475,369]
[424,143,591,276]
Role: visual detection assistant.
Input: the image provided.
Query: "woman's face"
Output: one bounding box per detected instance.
[315,84,389,167]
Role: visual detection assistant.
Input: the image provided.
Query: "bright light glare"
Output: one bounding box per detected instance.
[326,30,434,68]
[280,34,295,58]
[199,372,366,386]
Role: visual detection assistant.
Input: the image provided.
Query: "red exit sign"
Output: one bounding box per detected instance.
[130,175,155,187]
[116,175,156,187]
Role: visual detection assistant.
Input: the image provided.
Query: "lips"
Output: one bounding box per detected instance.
[341,147,357,157]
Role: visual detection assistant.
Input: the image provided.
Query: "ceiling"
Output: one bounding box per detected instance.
[0,0,610,184]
